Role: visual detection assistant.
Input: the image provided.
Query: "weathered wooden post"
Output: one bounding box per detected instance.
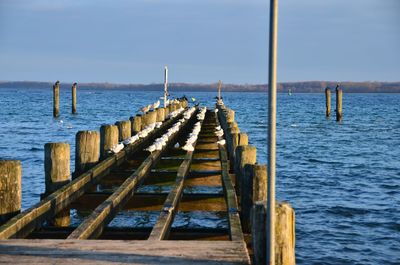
[115,120,131,141]
[242,164,267,232]
[238,132,249,146]
[325,87,331,118]
[75,131,100,177]
[252,201,295,265]
[100,125,118,159]
[130,115,142,135]
[156,107,165,122]
[234,145,257,196]
[336,86,343,122]
[44,143,70,226]
[142,110,157,129]
[0,160,21,225]
[72,82,77,114]
[53,81,60,117]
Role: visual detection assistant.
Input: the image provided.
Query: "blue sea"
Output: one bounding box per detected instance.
[0,87,399,264]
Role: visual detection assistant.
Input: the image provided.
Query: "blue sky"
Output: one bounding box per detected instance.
[0,0,399,84]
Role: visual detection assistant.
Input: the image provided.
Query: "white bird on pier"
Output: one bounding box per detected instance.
[215,125,221,131]
[217,139,226,145]
[111,143,124,154]
[145,144,156,153]
[141,105,151,114]
[152,100,160,110]
[215,129,224,137]
[182,144,194,152]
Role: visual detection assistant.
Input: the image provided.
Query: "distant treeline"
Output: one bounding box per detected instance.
[1,81,400,93]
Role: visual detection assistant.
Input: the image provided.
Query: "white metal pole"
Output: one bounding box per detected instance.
[164,66,168,107]
[267,0,278,264]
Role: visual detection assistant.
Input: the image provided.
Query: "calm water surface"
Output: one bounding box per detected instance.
[0,88,399,264]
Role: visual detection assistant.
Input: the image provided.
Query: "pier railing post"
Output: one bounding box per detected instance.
[252,201,295,265]
[336,87,343,122]
[115,120,131,142]
[75,131,100,177]
[0,160,21,225]
[242,164,267,232]
[325,87,331,118]
[100,125,119,159]
[44,143,71,226]
[53,81,60,118]
[72,82,77,114]
[234,145,257,196]
[130,115,142,135]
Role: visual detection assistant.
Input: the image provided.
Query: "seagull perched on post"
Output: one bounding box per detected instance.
[152,100,160,110]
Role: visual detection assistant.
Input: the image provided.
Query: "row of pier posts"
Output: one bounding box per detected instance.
[217,103,295,265]
[325,85,343,121]
[0,100,187,227]
[53,81,77,117]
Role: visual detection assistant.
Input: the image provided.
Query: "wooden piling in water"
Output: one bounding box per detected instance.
[53,81,60,118]
[44,143,70,226]
[115,120,131,141]
[75,131,100,177]
[72,83,77,114]
[242,164,267,232]
[0,160,21,225]
[142,110,157,129]
[252,201,295,265]
[336,87,343,122]
[234,145,257,196]
[238,132,248,146]
[325,87,331,117]
[130,115,142,135]
[100,125,118,159]
[156,107,165,122]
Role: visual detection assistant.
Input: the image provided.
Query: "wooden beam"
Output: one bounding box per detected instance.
[149,116,203,240]
[215,111,245,242]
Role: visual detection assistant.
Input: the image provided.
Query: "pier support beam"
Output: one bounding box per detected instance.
[72,83,77,114]
[325,87,331,118]
[44,143,70,226]
[75,131,100,177]
[234,145,257,196]
[100,125,119,159]
[0,160,21,225]
[336,87,343,122]
[252,201,295,265]
[115,120,131,141]
[242,164,267,232]
[53,81,60,118]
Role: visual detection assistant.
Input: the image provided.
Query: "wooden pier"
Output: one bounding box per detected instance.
[0,98,295,264]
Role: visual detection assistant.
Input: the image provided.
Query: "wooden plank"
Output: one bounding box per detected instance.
[0,239,250,264]
[149,117,203,240]
[67,109,197,239]
[215,111,245,242]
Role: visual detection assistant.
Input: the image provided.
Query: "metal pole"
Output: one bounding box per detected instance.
[267,0,278,264]
[218,80,222,100]
[164,66,168,107]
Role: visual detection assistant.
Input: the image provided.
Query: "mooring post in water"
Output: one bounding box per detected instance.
[75,131,100,177]
[336,85,343,122]
[100,125,119,159]
[242,164,267,233]
[252,201,295,265]
[156,107,165,122]
[130,115,142,135]
[142,110,157,129]
[115,120,131,141]
[0,160,21,225]
[53,81,60,118]
[72,83,77,114]
[44,143,71,226]
[325,87,331,118]
[238,132,249,146]
[234,145,257,197]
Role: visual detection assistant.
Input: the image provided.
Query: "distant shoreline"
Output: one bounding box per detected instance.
[1,81,400,93]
